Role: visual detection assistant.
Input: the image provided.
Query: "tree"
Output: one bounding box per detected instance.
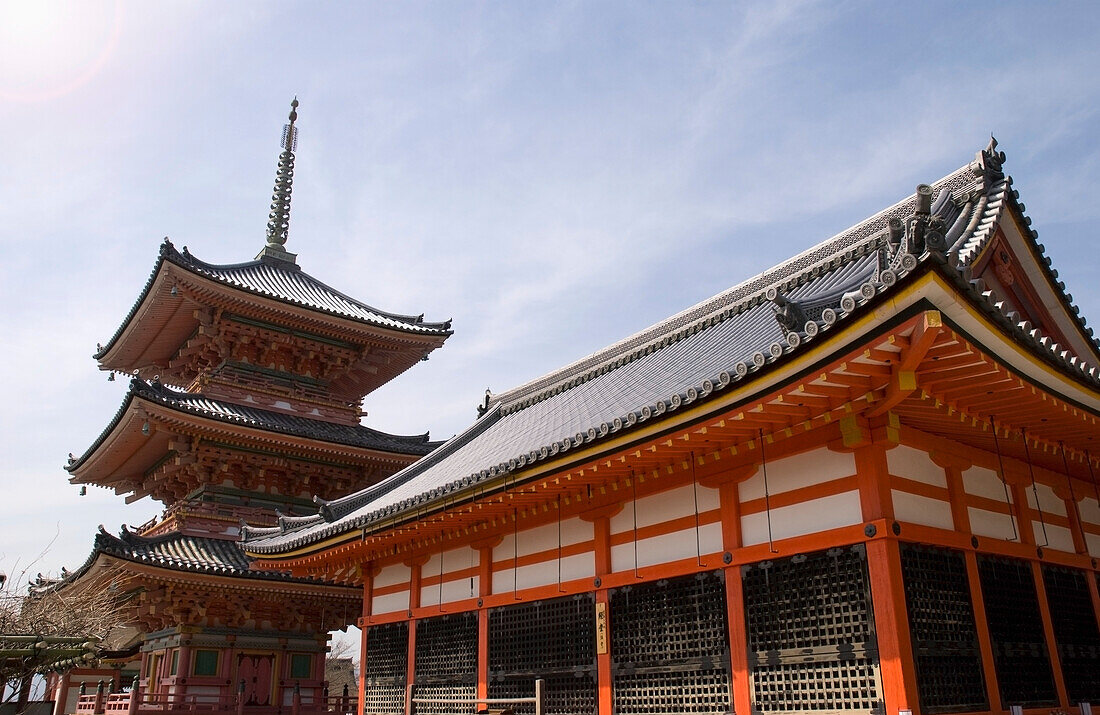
[1,565,129,714]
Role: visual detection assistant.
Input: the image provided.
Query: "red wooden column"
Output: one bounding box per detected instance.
[580,505,621,715]
[1009,481,1036,546]
[962,552,1002,710]
[357,568,374,715]
[930,452,972,533]
[1030,560,1070,707]
[404,557,427,715]
[701,464,755,715]
[471,537,501,705]
[1056,489,1089,555]
[853,440,920,715]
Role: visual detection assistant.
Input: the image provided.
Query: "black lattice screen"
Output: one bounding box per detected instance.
[488,593,597,715]
[976,555,1056,708]
[742,544,883,715]
[899,543,987,713]
[364,621,408,715]
[609,570,732,715]
[1041,564,1100,702]
[412,612,477,715]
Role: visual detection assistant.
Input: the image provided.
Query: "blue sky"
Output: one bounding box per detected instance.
[2,1,1100,579]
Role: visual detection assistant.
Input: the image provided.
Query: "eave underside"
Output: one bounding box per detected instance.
[68,396,426,505]
[251,308,1100,583]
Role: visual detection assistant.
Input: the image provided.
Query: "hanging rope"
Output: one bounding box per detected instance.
[1021,429,1049,547]
[760,429,778,554]
[513,507,520,600]
[690,451,704,567]
[1059,442,1083,551]
[1087,450,1100,506]
[632,471,641,579]
[990,417,1019,542]
[557,494,565,592]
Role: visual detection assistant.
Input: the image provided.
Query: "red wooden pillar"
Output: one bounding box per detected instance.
[471,537,501,706]
[1030,560,1070,707]
[52,669,72,715]
[702,464,754,715]
[854,441,920,715]
[358,568,374,715]
[405,558,426,715]
[1010,482,1035,546]
[963,552,1002,711]
[930,452,972,533]
[580,505,620,715]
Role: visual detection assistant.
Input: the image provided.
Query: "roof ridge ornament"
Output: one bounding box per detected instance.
[257,97,300,265]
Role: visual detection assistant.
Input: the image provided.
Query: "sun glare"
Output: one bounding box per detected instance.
[0,0,121,102]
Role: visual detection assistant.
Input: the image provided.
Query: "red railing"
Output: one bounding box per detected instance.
[74,683,356,715]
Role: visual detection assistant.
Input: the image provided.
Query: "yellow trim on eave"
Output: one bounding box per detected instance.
[246,269,1099,563]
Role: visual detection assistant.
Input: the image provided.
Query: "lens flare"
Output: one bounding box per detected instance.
[0,0,122,103]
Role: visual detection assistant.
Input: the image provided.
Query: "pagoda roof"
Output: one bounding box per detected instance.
[243,140,1100,556]
[34,525,354,601]
[95,239,451,377]
[70,379,437,470]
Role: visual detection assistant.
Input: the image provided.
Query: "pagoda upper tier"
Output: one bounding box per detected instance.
[95,239,452,424]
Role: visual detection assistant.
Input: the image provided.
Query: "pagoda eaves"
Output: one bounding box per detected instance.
[94,240,451,421]
[66,378,439,506]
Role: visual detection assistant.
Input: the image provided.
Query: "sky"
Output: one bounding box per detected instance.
[2,1,1100,583]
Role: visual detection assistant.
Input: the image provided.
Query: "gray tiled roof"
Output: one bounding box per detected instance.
[95,240,451,360]
[243,140,1100,555]
[95,526,260,576]
[67,379,439,472]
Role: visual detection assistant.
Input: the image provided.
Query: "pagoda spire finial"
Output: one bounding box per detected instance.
[257,97,300,264]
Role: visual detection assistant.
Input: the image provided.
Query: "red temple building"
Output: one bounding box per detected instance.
[245,139,1100,715]
[47,101,451,715]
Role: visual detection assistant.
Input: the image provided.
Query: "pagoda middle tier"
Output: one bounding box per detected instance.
[67,378,440,507]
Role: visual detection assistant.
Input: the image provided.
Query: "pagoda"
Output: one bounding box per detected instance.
[50,100,451,715]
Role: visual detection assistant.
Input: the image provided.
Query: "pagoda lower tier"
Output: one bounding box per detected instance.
[46,525,360,715]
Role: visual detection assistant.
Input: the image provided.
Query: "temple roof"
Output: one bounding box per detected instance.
[94,525,261,577]
[95,239,451,374]
[243,140,1100,555]
[67,378,439,476]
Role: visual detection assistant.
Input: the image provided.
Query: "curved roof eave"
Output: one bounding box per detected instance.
[67,378,439,475]
[95,239,453,362]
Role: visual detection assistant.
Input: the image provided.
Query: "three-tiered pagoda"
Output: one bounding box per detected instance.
[49,100,451,715]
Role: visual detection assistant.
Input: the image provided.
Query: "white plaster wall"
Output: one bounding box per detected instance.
[610,523,722,572]
[738,448,856,502]
[610,483,719,534]
[422,546,478,579]
[741,491,862,546]
[373,563,411,589]
[1087,532,1100,558]
[968,507,1018,541]
[1080,497,1100,526]
[892,490,954,530]
[371,590,410,615]
[493,517,592,565]
[887,445,947,487]
[963,466,1012,501]
[420,575,479,607]
[492,552,594,593]
[1032,522,1074,553]
[1025,483,1067,517]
